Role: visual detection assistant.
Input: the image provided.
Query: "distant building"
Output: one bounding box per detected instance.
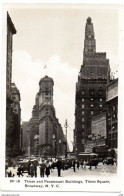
[21,121,30,156]
[106,78,118,149]
[74,17,110,155]
[38,75,66,157]
[25,76,66,158]
[38,76,55,156]
[28,93,39,156]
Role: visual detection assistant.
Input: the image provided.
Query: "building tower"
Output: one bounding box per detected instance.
[38,75,55,156]
[74,17,110,154]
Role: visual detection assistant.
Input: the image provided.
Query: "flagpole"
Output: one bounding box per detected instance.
[46,65,47,76]
[44,64,47,76]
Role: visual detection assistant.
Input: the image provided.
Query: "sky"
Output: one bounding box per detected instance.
[5,3,120,151]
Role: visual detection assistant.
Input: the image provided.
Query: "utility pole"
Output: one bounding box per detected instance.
[64,119,68,158]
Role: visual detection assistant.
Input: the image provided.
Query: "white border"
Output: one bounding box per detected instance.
[0,0,124,195]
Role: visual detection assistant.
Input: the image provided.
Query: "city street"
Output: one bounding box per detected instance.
[7,162,117,178]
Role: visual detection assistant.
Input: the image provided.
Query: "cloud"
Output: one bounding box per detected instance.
[13,50,79,151]
[108,54,119,78]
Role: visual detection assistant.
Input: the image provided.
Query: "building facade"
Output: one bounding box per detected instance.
[6,13,16,99]
[11,83,21,154]
[28,93,39,156]
[38,76,55,156]
[23,76,66,158]
[38,76,66,157]
[85,112,107,157]
[21,121,30,156]
[74,17,110,155]
[106,78,118,149]
[6,13,22,157]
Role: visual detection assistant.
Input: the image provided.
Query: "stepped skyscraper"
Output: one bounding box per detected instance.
[74,17,110,154]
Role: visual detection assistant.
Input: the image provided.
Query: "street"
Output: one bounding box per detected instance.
[7,162,117,178]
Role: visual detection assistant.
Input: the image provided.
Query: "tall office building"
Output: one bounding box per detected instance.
[6,13,17,157]
[26,75,66,157]
[38,76,55,156]
[74,17,110,154]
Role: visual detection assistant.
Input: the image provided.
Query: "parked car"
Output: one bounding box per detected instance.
[18,160,29,173]
[105,157,114,165]
[87,159,99,167]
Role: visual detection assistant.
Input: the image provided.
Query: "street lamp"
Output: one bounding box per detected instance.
[64,119,68,158]
[53,133,56,158]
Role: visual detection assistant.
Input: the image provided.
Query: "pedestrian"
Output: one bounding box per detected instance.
[34,162,37,177]
[30,163,34,177]
[83,160,86,170]
[77,160,80,170]
[61,160,65,170]
[28,161,31,175]
[7,170,12,177]
[72,160,76,172]
[45,161,50,177]
[17,164,23,177]
[80,159,83,169]
[56,158,62,177]
[49,160,53,173]
[89,160,92,170]
[40,160,46,177]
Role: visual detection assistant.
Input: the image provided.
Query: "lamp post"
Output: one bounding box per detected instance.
[53,133,56,158]
[64,119,68,158]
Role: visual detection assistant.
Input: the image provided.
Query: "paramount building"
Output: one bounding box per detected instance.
[74,17,111,155]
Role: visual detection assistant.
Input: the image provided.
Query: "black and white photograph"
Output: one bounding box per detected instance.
[1,1,124,193]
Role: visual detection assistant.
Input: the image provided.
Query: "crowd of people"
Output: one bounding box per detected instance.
[6,158,90,178]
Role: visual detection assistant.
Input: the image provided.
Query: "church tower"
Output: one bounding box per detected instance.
[74,17,110,154]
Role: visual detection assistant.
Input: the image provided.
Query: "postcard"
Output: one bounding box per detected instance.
[0,1,124,194]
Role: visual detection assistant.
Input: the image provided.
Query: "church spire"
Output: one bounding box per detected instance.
[83,17,96,63]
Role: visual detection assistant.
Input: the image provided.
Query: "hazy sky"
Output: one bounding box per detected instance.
[6,4,120,151]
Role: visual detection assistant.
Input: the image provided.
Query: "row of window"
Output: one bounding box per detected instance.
[82,98,102,102]
[82,111,99,116]
[108,114,117,121]
[82,104,103,108]
[82,91,103,95]
[108,133,117,139]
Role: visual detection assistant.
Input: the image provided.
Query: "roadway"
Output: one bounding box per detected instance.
[6,162,117,178]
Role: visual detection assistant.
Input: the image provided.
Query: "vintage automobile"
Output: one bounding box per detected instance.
[105,157,114,165]
[18,160,30,173]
